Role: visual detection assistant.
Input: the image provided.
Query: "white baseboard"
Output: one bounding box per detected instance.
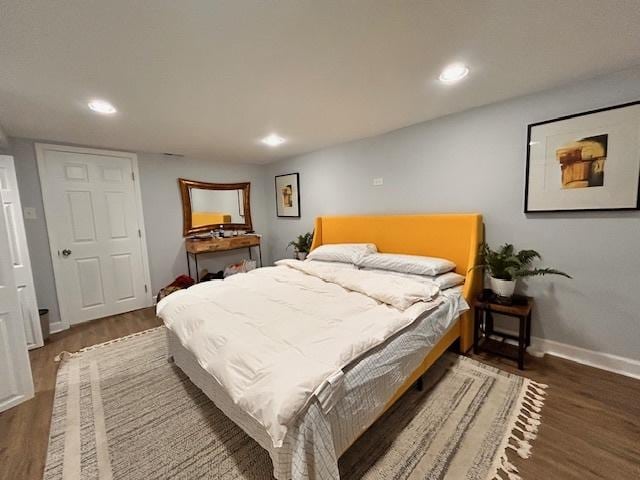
[48,299,157,334]
[489,329,640,380]
[49,321,66,334]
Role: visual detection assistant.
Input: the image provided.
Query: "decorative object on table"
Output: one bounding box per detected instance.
[525,100,640,212]
[473,243,571,302]
[275,173,300,217]
[473,295,534,369]
[287,232,313,260]
[156,275,195,303]
[45,327,547,480]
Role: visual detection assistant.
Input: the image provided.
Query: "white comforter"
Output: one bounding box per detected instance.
[157,260,442,447]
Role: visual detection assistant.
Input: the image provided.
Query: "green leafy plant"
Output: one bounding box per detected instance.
[287,232,314,254]
[473,243,572,281]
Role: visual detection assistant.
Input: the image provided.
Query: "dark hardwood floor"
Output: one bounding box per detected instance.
[1,307,638,480]
[0,309,162,480]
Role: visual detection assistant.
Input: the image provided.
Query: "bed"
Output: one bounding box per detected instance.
[159,213,483,479]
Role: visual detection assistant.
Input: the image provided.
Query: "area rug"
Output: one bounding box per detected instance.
[44,327,547,480]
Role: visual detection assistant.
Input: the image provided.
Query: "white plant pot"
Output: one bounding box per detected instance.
[296,252,307,261]
[489,276,516,298]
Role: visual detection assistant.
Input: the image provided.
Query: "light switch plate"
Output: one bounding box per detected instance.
[23,207,37,219]
[372,177,384,186]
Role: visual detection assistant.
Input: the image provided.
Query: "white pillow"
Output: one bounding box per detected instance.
[362,268,464,290]
[306,243,377,264]
[305,259,358,270]
[358,252,455,276]
[428,271,465,289]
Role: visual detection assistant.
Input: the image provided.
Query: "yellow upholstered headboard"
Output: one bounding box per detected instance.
[191,212,232,227]
[310,214,484,351]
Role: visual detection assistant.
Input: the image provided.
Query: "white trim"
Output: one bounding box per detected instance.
[489,329,640,380]
[35,143,153,331]
[130,152,154,310]
[49,320,66,335]
[0,155,44,349]
[529,337,640,380]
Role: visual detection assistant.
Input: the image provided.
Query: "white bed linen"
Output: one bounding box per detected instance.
[357,252,456,275]
[306,243,377,264]
[361,268,466,289]
[158,261,442,447]
[168,290,466,480]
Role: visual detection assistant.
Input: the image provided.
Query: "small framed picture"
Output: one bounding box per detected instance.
[275,173,300,217]
[525,100,640,212]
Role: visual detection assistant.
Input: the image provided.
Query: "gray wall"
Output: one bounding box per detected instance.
[7,66,640,360]
[137,152,267,291]
[264,66,640,361]
[9,138,267,328]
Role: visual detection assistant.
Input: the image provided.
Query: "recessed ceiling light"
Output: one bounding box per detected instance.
[438,63,470,84]
[261,134,286,147]
[88,99,117,115]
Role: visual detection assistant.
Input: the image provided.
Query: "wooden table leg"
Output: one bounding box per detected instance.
[518,315,525,370]
[486,310,494,337]
[473,307,481,354]
[526,310,532,347]
[186,251,191,277]
[194,253,200,282]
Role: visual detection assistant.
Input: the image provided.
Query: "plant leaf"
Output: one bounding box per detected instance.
[515,268,572,279]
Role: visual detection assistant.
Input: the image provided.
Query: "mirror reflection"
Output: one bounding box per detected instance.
[190,188,245,227]
[179,179,253,236]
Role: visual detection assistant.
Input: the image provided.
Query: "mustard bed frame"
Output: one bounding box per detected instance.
[310,213,483,417]
[191,211,232,227]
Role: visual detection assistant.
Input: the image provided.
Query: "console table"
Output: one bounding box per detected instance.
[185,234,262,281]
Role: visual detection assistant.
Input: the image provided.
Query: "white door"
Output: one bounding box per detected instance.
[0,186,34,412]
[0,155,44,349]
[36,144,152,327]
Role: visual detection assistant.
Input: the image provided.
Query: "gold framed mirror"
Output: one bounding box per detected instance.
[178,178,253,237]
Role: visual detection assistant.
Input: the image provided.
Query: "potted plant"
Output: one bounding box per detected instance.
[474,243,571,300]
[288,232,314,260]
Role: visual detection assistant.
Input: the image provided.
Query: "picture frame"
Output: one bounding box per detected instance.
[275,173,300,217]
[524,100,640,213]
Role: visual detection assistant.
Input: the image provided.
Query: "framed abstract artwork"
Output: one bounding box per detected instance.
[525,100,640,212]
[275,173,300,217]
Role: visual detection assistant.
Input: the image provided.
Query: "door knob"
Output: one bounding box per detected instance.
[62,249,72,257]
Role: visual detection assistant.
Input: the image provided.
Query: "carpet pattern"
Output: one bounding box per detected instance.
[45,327,546,480]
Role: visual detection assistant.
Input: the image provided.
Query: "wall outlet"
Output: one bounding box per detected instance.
[23,207,37,219]
[372,177,384,186]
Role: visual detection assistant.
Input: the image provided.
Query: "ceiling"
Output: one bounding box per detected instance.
[1,1,639,164]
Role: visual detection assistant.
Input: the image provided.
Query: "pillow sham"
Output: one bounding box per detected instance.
[306,243,377,264]
[305,259,358,270]
[361,268,465,289]
[358,252,455,276]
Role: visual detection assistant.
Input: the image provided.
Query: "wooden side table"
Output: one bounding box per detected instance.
[473,294,533,370]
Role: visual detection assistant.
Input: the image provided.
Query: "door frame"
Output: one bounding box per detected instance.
[0,174,34,412]
[0,155,44,349]
[35,143,153,332]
